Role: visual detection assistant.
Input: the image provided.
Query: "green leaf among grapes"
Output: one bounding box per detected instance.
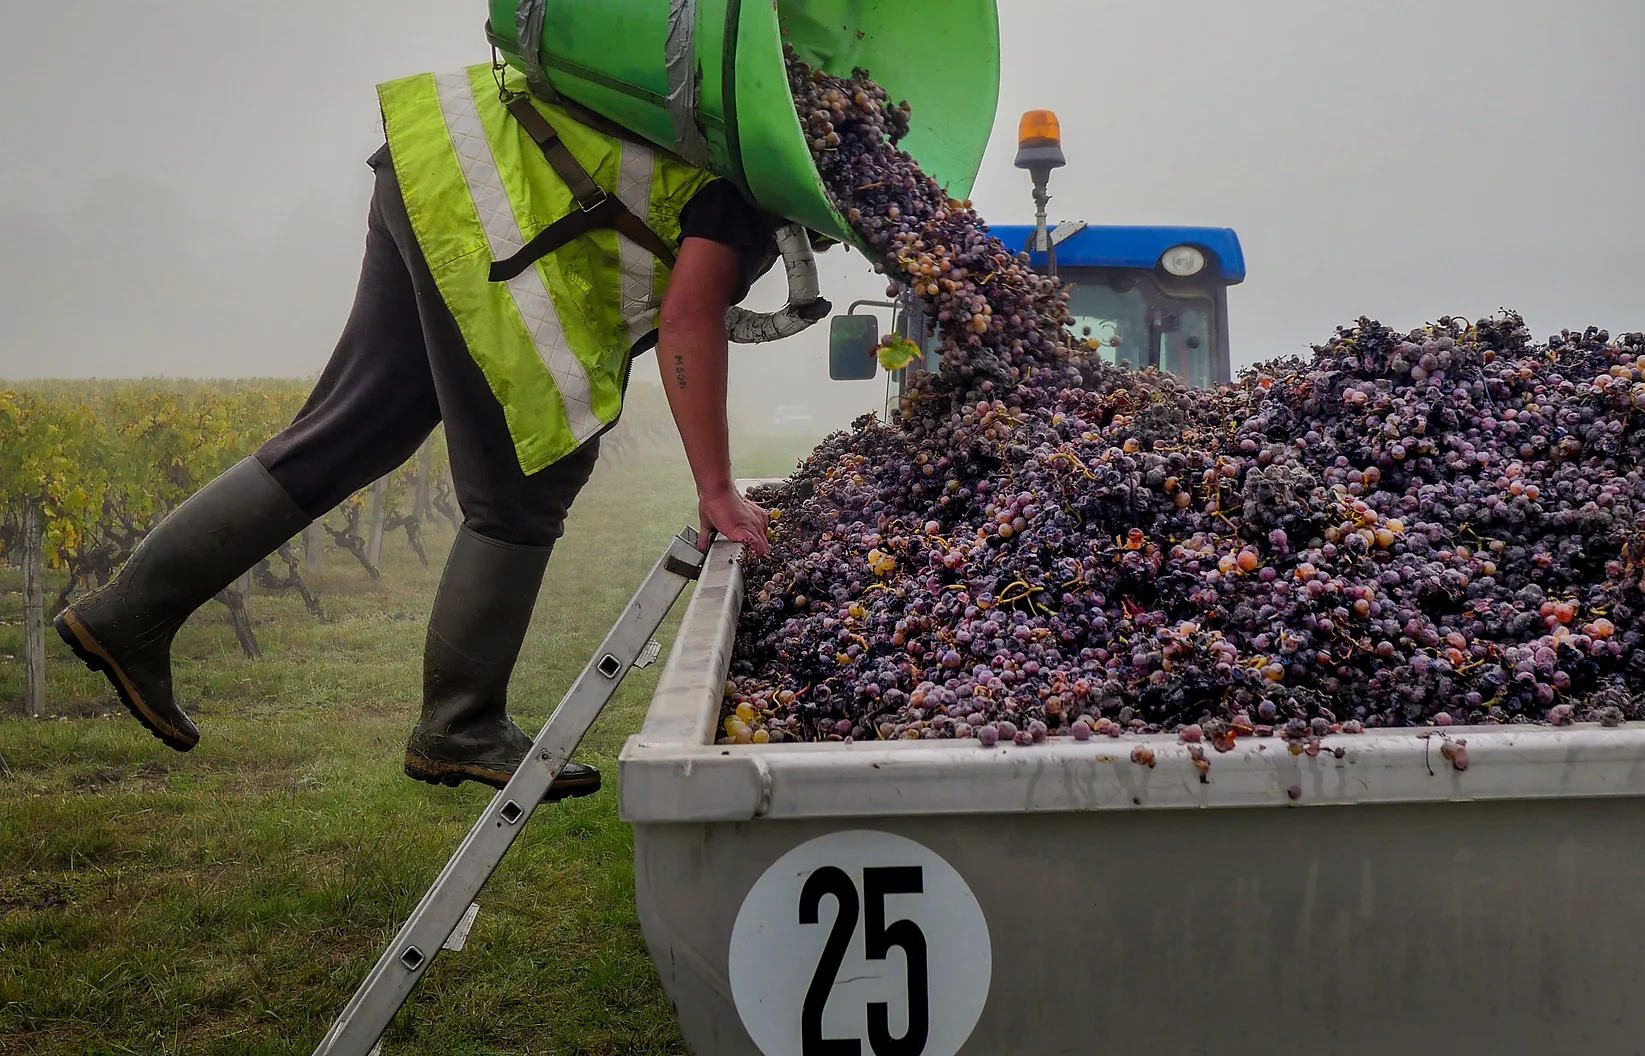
[878,337,922,372]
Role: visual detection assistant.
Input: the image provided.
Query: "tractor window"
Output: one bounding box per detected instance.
[1062,268,1223,386]
[1063,280,1148,369]
[1159,305,1213,388]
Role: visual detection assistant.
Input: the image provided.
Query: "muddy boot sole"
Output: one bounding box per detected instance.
[54,610,199,752]
[404,751,601,802]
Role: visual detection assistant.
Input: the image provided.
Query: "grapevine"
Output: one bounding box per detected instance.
[0,382,452,615]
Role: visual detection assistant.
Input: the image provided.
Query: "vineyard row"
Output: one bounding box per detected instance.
[1,378,688,719]
[0,381,458,718]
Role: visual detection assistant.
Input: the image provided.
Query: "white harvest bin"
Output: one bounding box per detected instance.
[621,530,1645,1056]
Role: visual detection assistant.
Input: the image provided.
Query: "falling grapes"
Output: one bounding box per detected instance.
[715,50,1645,749]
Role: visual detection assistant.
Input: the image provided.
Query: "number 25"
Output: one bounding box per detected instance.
[799,866,930,1056]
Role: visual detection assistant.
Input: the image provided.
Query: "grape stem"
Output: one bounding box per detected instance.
[1047,450,1096,481]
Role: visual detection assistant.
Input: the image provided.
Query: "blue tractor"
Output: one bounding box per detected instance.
[829,109,1246,395]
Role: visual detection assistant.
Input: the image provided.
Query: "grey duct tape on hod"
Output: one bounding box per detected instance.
[665,0,714,170]
[513,0,555,101]
[726,226,831,344]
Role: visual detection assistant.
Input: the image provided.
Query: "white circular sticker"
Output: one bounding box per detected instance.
[729,830,992,1056]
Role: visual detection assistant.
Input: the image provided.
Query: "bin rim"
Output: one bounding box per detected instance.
[622,719,1645,824]
[621,482,1645,825]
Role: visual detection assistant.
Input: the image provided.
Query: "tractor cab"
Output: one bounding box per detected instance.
[827,108,1246,400]
[994,222,1245,387]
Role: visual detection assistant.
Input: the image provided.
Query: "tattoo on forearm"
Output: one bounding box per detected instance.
[673,354,688,390]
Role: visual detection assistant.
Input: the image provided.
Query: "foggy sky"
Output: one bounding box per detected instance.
[1,1,1640,436]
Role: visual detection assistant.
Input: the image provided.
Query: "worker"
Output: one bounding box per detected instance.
[54,59,790,802]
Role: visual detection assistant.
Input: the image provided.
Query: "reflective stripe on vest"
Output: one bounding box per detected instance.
[432,69,604,445]
[616,139,658,352]
[379,65,714,475]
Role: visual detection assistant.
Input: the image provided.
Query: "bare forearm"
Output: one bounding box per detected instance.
[658,313,733,498]
[655,235,770,555]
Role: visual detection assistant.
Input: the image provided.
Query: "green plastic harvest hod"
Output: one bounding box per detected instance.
[487,0,1001,247]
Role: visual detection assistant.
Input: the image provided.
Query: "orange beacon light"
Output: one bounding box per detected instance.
[1015,109,1066,170]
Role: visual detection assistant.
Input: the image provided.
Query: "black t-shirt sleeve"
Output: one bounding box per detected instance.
[679,179,778,252]
[677,179,782,304]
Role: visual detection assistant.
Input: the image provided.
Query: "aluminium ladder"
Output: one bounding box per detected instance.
[312,528,708,1056]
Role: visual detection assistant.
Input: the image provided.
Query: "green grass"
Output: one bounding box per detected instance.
[0,438,816,1056]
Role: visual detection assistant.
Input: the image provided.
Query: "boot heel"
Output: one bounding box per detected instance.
[54,611,107,674]
[405,754,461,787]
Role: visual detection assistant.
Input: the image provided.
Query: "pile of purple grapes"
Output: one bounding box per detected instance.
[716,53,1645,748]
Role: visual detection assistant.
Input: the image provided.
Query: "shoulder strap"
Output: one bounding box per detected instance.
[504,96,604,206]
[489,96,679,283]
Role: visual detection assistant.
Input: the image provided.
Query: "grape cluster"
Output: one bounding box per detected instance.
[787,46,1076,386]
[716,55,1645,749]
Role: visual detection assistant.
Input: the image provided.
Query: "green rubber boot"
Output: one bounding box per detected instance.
[53,458,311,751]
[404,527,600,802]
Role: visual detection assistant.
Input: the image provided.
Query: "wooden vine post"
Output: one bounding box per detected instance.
[303,520,326,571]
[22,503,46,718]
[366,477,390,569]
[415,439,434,524]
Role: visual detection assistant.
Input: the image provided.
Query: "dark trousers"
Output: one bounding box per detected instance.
[255,146,599,549]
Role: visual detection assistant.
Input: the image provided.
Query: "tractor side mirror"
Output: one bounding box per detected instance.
[828,315,880,381]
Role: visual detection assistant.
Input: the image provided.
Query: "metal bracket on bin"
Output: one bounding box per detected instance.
[634,639,664,670]
[665,526,704,580]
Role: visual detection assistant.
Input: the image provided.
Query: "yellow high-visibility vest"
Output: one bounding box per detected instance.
[379,64,714,474]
